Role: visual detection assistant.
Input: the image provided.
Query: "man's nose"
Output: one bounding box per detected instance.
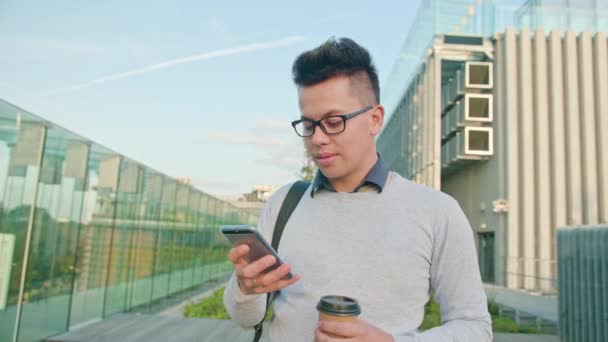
[310,125,330,144]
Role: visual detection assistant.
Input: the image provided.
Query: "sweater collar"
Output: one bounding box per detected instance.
[310,154,388,198]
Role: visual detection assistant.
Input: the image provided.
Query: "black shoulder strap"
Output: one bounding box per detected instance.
[253,180,309,342]
[271,180,310,251]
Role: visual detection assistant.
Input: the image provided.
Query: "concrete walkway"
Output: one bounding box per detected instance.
[48,314,558,342]
[47,313,266,342]
[49,283,560,341]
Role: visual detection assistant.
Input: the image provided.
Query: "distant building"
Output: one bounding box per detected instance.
[240,185,277,203]
[175,177,193,186]
[232,185,278,217]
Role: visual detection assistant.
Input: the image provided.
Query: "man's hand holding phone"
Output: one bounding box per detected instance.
[228,244,300,295]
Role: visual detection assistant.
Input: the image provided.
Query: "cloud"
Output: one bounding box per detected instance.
[13,37,106,56]
[318,11,355,24]
[207,16,231,38]
[193,177,239,189]
[44,35,307,95]
[207,132,284,147]
[255,140,304,173]
[254,118,291,133]
[191,177,242,199]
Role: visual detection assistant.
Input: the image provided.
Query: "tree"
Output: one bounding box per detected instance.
[298,149,317,181]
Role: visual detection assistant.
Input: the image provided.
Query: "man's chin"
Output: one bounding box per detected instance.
[318,167,342,180]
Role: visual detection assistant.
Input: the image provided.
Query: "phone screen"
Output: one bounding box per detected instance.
[220,225,293,279]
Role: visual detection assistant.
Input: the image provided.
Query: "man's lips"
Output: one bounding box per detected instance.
[314,153,337,167]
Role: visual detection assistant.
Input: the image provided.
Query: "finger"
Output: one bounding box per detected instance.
[255,263,293,286]
[254,274,300,294]
[318,320,361,338]
[314,326,349,342]
[314,326,328,342]
[228,244,250,265]
[238,255,277,278]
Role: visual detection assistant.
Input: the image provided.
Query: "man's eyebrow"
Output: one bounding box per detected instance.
[301,109,343,120]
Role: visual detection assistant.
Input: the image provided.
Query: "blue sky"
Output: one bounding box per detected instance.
[0,0,421,198]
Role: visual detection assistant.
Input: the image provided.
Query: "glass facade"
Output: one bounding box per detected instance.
[0,99,257,342]
[382,0,608,118]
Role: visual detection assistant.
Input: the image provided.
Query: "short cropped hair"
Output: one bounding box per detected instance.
[292,37,380,104]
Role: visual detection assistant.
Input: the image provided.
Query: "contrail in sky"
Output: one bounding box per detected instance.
[45,35,307,95]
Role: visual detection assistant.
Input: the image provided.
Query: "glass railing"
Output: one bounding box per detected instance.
[0,99,257,342]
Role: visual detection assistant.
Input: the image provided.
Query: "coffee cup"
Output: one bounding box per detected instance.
[316,295,361,338]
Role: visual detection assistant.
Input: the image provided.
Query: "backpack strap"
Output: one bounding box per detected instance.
[253,180,310,342]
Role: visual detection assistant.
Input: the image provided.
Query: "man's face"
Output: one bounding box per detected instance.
[298,75,384,190]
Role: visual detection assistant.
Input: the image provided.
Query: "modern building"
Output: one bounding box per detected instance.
[0,99,258,342]
[378,0,608,292]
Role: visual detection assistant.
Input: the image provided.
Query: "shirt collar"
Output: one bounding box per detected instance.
[310,154,389,198]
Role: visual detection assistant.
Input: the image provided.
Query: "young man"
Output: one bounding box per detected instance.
[224,37,492,342]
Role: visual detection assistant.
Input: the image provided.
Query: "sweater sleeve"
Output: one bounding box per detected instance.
[222,183,293,328]
[223,272,267,328]
[392,196,493,341]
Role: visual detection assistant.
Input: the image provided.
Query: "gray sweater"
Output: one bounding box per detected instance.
[224,172,492,341]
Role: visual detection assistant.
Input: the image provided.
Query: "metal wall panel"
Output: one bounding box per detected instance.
[504,27,522,289]
[563,31,584,225]
[578,32,599,225]
[533,29,553,291]
[518,28,537,290]
[593,33,608,224]
[557,225,608,342]
[547,30,568,261]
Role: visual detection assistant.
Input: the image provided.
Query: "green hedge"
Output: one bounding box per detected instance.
[185,287,548,334]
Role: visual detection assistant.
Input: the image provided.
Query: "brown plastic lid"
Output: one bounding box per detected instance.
[316,295,361,316]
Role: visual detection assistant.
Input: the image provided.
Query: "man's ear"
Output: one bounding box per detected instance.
[370,105,385,136]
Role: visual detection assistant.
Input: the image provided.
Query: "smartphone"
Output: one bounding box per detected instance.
[220,225,293,279]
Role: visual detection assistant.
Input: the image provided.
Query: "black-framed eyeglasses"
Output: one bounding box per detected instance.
[291,105,374,137]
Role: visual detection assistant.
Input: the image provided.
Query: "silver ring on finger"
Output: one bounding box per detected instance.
[252,277,257,288]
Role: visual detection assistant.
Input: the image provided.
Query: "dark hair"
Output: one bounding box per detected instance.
[292,37,380,104]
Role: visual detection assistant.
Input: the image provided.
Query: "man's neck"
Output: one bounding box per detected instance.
[329,152,378,192]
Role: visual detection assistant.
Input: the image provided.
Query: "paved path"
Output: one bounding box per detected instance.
[47,314,268,342]
[49,283,560,341]
[48,313,558,342]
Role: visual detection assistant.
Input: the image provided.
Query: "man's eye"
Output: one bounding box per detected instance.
[303,121,315,129]
[323,117,342,127]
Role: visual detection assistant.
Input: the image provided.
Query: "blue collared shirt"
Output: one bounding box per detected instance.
[310,155,389,197]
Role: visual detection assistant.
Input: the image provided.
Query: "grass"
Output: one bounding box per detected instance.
[185,287,548,334]
[184,287,273,321]
[184,287,231,320]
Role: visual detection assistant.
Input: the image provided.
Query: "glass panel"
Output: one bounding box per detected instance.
[18,126,88,342]
[184,191,199,288]
[104,159,141,315]
[0,102,46,342]
[168,184,188,294]
[129,171,163,310]
[197,194,210,283]
[151,179,175,301]
[69,146,120,328]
